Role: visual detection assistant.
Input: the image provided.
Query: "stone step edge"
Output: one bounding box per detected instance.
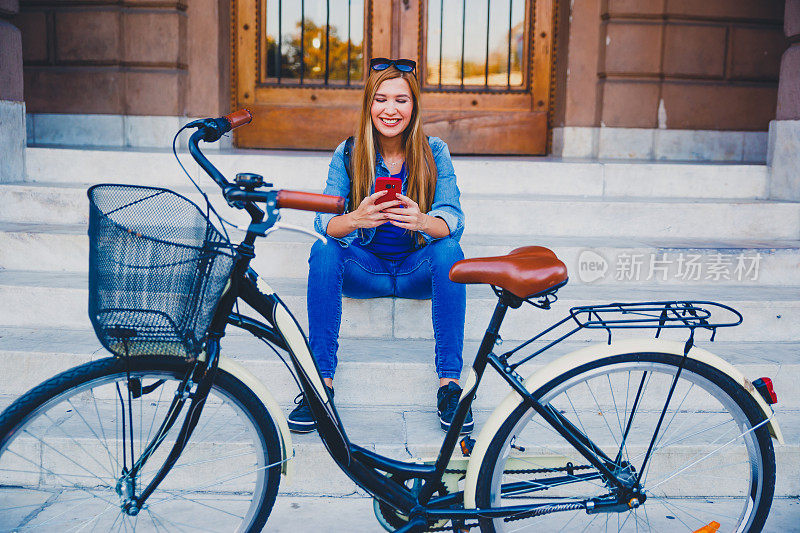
[24,145,769,200]
[2,337,798,408]
[3,221,800,249]
[2,271,798,299]
[3,180,788,205]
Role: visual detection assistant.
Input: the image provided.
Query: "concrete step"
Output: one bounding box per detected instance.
[2,182,799,240]
[0,271,797,342]
[2,326,796,498]
[1,222,798,286]
[2,491,798,532]
[0,389,797,498]
[25,146,769,199]
[1,326,797,410]
[4,493,794,533]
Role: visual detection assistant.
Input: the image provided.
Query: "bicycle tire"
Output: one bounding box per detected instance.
[0,356,282,532]
[474,352,776,532]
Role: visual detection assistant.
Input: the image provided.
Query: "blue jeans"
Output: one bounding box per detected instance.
[307,238,466,380]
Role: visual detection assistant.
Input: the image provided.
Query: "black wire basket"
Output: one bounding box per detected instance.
[88,184,236,359]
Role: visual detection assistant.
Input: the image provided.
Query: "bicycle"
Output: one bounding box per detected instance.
[0,111,782,532]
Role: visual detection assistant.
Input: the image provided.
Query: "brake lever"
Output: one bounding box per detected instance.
[264,222,328,244]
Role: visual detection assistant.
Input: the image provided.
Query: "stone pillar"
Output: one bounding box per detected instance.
[768,0,800,200]
[0,0,25,183]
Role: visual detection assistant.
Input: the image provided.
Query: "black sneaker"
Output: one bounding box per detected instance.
[437,382,474,434]
[288,385,334,434]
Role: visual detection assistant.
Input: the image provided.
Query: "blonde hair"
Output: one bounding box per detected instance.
[349,67,437,237]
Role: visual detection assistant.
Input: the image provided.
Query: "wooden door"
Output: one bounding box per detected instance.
[232,1,556,154]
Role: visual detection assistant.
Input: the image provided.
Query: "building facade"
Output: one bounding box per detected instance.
[2,1,799,194]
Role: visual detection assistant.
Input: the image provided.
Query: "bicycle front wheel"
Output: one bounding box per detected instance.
[475,351,776,532]
[0,356,282,532]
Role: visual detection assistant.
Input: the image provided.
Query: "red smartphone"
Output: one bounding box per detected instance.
[375,176,402,205]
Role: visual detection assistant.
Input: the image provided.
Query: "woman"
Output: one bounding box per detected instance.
[288,58,470,435]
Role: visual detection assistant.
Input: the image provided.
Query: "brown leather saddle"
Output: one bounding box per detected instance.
[449,246,568,299]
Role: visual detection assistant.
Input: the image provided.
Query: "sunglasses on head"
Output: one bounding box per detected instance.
[370,58,416,74]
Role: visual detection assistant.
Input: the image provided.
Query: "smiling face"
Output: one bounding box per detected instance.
[370,77,414,141]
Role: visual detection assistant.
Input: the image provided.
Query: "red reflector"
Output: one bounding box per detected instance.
[753,377,778,405]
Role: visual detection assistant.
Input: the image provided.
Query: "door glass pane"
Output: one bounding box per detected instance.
[264,0,364,85]
[426,0,526,89]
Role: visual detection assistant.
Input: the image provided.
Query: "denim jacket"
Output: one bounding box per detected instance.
[314,136,465,247]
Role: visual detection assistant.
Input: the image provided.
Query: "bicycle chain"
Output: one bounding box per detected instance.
[443,463,593,475]
[422,464,593,531]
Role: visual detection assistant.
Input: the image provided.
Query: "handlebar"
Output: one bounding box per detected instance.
[277,190,345,214]
[224,109,252,129]
[224,188,345,214]
[185,110,346,216]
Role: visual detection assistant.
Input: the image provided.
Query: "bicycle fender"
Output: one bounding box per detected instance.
[462,338,783,509]
[217,356,295,481]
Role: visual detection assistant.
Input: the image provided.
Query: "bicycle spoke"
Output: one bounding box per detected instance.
[144,508,164,533]
[143,380,167,457]
[74,396,120,476]
[585,379,621,450]
[41,411,115,479]
[564,391,592,449]
[177,396,226,449]
[170,449,256,470]
[578,511,600,532]
[3,447,117,507]
[67,500,118,533]
[652,496,699,530]
[647,495,740,521]
[21,428,114,488]
[148,463,268,505]
[641,501,653,532]
[645,418,766,492]
[162,491,246,519]
[651,383,694,450]
[606,374,627,464]
[146,508,218,533]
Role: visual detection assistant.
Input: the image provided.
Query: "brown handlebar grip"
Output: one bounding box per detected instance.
[276,190,346,214]
[224,109,253,129]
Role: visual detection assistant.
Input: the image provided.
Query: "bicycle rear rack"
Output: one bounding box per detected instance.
[500,300,743,371]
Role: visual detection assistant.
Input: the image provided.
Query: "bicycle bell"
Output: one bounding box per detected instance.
[235,172,271,190]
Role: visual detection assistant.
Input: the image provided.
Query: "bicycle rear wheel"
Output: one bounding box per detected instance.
[475,352,775,532]
[0,356,282,532]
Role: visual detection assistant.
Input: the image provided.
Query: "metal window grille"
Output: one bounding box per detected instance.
[265,0,364,86]
[426,0,527,91]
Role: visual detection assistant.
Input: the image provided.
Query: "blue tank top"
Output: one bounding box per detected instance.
[356,165,415,261]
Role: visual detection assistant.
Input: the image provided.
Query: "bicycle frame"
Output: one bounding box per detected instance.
[216,257,634,521]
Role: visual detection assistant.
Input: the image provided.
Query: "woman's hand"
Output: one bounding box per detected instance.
[385,194,451,238]
[349,191,403,229]
[383,193,428,231]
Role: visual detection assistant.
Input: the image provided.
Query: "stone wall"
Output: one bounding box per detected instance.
[13,0,229,147]
[553,0,786,160]
[0,0,25,183]
[768,0,800,199]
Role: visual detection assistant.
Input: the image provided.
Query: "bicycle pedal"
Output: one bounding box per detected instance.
[459,436,476,456]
